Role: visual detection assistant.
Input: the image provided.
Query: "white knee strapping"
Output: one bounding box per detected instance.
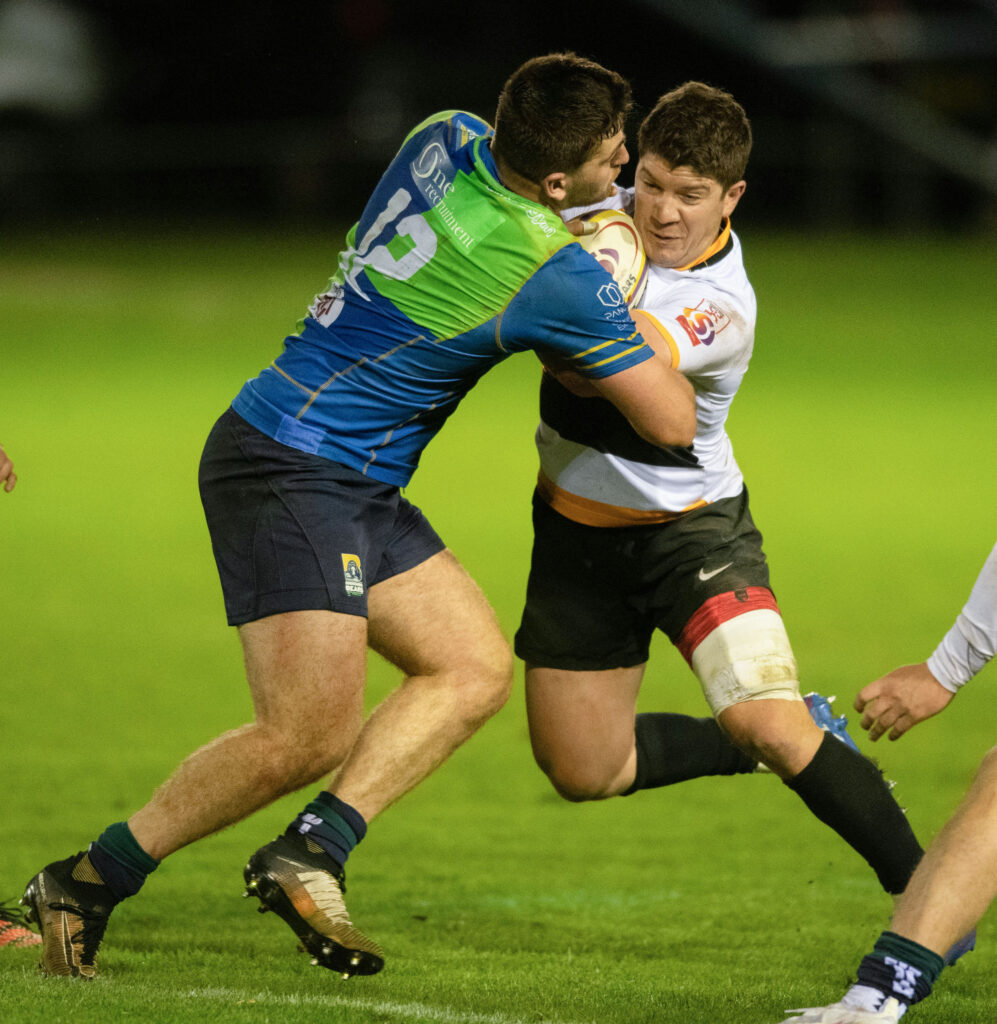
[690,609,802,716]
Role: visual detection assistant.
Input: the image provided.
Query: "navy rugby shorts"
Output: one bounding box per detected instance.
[198,408,445,626]
[514,487,773,671]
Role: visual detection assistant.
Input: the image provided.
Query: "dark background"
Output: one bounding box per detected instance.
[2,0,995,231]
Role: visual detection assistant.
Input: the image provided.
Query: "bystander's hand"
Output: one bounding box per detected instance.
[0,444,16,493]
[854,662,955,741]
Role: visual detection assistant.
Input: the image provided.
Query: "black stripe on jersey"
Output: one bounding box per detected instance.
[540,374,699,468]
[689,231,734,271]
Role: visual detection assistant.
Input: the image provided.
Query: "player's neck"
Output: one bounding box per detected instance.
[491,151,555,211]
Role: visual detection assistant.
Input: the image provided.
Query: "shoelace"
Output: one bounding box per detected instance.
[0,902,36,928]
[49,901,110,965]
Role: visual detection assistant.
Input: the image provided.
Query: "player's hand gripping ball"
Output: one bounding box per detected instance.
[576,208,648,307]
[539,209,648,395]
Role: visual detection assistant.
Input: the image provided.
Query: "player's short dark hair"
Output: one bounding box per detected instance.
[492,52,632,182]
[638,82,752,188]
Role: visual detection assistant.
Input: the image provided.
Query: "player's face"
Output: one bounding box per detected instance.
[633,154,744,268]
[563,130,629,207]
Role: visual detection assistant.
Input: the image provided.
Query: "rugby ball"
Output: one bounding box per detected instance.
[577,209,648,306]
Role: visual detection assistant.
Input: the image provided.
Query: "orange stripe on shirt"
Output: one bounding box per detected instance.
[537,470,706,528]
[632,310,681,368]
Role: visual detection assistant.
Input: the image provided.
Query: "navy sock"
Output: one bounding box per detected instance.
[622,712,756,795]
[87,821,160,901]
[785,733,924,893]
[286,791,366,867]
[856,931,944,1006]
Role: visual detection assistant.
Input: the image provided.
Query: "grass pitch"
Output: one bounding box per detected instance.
[1,226,995,1023]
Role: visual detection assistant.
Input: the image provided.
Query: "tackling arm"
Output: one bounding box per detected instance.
[589,345,695,448]
[542,309,695,447]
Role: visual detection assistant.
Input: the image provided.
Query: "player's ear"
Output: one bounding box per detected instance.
[722,180,746,218]
[540,171,569,205]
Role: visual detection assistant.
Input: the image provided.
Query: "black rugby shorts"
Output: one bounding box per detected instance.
[514,487,772,671]
[198,408,445,625]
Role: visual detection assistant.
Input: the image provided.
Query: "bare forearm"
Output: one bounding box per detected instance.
[593,355,696,448]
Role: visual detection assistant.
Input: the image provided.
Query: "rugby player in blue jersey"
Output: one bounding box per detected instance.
[20,53,695,980]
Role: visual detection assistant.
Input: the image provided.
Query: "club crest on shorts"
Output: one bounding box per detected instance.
[341,554,364,597]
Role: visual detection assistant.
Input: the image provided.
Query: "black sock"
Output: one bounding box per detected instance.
[87,821,160,901]
[622,712,756,795]
[286,791,366,867]
[856,931,944,1007]
[785,734,924,893]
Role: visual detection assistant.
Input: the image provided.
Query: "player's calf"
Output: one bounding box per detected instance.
[718,696,824,778]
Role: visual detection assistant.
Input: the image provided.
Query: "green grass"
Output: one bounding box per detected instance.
[1,227,995,1023]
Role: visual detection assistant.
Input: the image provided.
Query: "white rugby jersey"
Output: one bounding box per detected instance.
[536,188,756,526]
[927,543,997,691]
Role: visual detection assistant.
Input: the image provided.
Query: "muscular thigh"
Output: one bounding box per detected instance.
[238,609,369,740]
[367,549,507,677]
[525,664,644,780]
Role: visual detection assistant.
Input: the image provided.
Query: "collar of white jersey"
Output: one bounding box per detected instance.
[674,218,734,272]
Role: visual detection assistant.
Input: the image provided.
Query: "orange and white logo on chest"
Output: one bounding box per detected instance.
[676,299,730,347]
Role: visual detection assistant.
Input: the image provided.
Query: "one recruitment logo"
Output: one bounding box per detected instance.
[676,299,731,347]
[342,554,364,597]
[412,142,455,194]
[411,143,480,251]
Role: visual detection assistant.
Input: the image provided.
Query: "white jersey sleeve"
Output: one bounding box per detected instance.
[926,543,997,691]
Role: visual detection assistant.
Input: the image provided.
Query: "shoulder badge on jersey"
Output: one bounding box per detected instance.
[676,299,731,347]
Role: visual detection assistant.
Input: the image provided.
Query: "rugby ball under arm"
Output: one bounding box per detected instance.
[576,208,648,306]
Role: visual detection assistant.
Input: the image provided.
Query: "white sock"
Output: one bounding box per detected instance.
[841,985,907,1018]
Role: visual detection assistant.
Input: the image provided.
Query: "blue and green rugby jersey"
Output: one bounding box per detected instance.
[232,110,652,487]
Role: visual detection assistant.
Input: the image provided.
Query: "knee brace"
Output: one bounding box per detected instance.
[689,608,802,716]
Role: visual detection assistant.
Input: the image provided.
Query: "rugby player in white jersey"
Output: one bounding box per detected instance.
[516,82,929,908]
[778,543,997,1023]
